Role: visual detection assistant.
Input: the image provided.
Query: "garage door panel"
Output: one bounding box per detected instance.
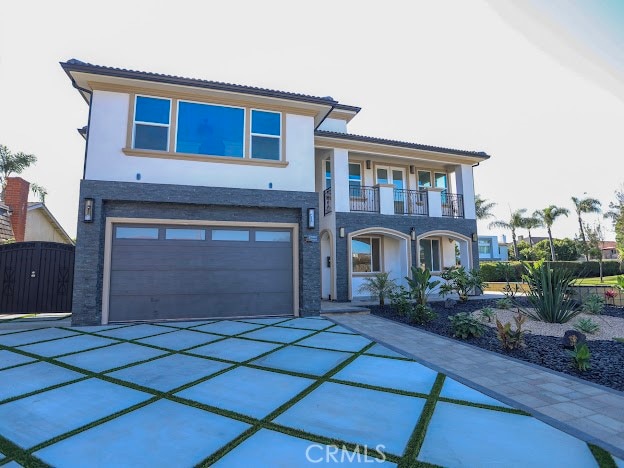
[110,268,293,295]
[112,246,291,271]
[109,292,293,322]
[109,224,295,321]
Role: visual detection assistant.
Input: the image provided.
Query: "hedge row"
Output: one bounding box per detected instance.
[479,261,623,282]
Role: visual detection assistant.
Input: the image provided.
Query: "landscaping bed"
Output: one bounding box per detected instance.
[370,299,624,392]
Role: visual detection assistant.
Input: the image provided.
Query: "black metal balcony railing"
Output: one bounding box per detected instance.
[323,187,332,215]
[441,192,465,218]
[394,189,428,216]
[349,186,379,213]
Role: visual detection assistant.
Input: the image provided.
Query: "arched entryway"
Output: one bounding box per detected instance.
[347,227,412,301]
[416,229,473,276]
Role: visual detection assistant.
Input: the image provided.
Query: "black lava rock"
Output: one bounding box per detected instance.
[444,298,457,309]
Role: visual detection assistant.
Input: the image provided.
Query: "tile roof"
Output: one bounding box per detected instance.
[0,203,14,242]
[61,59,360,110]
[315,130,490,159]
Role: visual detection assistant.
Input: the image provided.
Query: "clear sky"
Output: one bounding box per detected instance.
[1,0,622,240]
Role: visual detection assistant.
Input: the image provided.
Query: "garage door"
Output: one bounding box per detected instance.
[108,224,294,322]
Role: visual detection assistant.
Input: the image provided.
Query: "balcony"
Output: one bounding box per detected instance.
[349,186,379,213]
[323,187,332,215]
[394,189,428,216]
[441,192,464,218]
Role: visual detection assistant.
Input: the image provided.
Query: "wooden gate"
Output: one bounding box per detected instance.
[0,242,75,314]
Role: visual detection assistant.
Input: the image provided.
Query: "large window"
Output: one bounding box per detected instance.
[176,101,244,157]
[133,96,171,151]
[434,172,447,189]
[251,110,281,160]
[478,239,493,256]
[349,163,362,190]
[352,237,381,273]
[418,171,432,188]
[420,238,441,271]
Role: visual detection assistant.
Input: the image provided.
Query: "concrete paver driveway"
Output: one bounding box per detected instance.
[0,316,620,467]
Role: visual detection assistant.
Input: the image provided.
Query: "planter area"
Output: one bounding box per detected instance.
[370,299,624,392]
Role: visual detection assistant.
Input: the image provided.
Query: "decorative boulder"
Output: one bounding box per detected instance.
[444,298,457,309]
[562,330,586,350]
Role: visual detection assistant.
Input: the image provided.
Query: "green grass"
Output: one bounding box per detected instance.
[572,276,618,286]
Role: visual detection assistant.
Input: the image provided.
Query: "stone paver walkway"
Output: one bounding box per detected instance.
[327,312,624,458]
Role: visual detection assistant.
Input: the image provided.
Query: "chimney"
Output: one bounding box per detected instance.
[4,177,30,242]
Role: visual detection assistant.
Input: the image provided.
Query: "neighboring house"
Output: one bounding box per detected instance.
[1,177,73,245]
[599,241,619,260]
[62,59,490,325]
[517,235,549,245]
[477,235,509,262]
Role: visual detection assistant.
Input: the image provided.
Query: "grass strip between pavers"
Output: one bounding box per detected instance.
[398,373,446,468]
[589,443,617,468]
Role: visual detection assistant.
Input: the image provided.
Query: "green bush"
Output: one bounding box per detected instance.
[388,285,411,316]
[439,267,486,302]
[406,267,440,306]
[449,312,485,339]
[496,312,527,350]
[479,307,496,323]
[407,304,437,325]
[358,272,397,306]
[582,294,604,315]
[480,260,622,282]
[567,338,591,372]
[574,318,600,334]
[495,297,513,310]
[522,261,580,323]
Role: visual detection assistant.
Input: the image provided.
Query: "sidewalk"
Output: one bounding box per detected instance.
[326,312,624,458]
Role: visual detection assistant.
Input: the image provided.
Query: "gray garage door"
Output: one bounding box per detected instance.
[109,224,294,322]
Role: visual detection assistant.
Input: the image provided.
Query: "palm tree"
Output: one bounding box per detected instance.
[520,214,543,247]
[489,208,526,259]
[475,194,496,221]
[0,144,37,201]
[534,205,570,261]
[571,196,601,260]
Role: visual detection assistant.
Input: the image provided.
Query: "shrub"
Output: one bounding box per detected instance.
[479,307,496,323]
[449,312,485,339]
[496,297,513,310]
[479,260,623,282]
[406,267,440,306]
[439,267,486,302]
[521,261,580,323]
[407,304,437,325]
[567,336,591,372]
[358,272,397,306]
[388,285,411,316]
[582,294,604,315]
[495,312,527,350]
[574,318,600,334]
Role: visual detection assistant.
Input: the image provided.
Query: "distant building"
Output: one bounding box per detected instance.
[478,235,508,261]
[600,241,619,260]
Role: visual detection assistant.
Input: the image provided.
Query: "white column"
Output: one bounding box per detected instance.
[332,148,350,213]
[455,164,476,219]
[377,184,395,215]
[427,187,444,218]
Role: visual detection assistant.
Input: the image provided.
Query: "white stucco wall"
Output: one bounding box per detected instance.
[86,90,316,192]
[24,210,69,243]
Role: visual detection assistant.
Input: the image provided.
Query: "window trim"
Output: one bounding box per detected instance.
[132,95,172,152]
[124,92,288,167]
[351,235,383,275]
[250,109,282,161]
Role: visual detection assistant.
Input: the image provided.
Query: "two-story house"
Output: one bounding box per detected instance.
[62,60,489,326]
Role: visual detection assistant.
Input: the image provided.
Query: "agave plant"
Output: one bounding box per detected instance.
[521,261,580,323]
[358,272,397,306]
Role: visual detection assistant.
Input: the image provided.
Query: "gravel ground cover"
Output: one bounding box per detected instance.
[371,300,624,392]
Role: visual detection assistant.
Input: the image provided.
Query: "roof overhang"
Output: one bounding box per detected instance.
[314,132,491,166]
[61,60,340,128]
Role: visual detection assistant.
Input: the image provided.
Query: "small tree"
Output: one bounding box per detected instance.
[534,205,570,261]
[585,222,605,282]
[489,208,527,260]
[0,144,37,201]
[572,196,602,261]
[358,272,397,306]
[30,183,48,203]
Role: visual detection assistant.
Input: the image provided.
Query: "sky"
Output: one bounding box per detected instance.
[0,0,622,240]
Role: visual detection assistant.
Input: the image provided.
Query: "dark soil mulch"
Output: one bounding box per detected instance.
[370,299,624,392]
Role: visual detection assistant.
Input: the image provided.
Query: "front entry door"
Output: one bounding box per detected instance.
[376,167,406,214]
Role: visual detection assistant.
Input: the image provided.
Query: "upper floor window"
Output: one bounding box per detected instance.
[176,101,245,158]
[418,171,432,188]
[349,163,361,189]
[251,110,281,160]
[133,96,171,151]
[325,160,331,189]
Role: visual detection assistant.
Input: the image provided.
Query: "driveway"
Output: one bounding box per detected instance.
[0,316,620,467]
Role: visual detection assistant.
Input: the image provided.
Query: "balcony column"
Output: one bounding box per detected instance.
[454,164,476,219]
[376,184,395,215]
[426,187,444,217]
[332,148,350,213]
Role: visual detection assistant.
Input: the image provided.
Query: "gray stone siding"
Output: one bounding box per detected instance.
[72,180,320,325]
[334,212,479,301]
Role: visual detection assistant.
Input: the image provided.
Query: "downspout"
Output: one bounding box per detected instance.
[68,76,93,180]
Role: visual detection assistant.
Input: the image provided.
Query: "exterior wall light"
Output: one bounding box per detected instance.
[409,165,415,174]
[365,160,371,170]
[307,208,316,229]
[84,198,94,223]
[410,227,416,241]
[472,232,478,242]
[339,227,345,238]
